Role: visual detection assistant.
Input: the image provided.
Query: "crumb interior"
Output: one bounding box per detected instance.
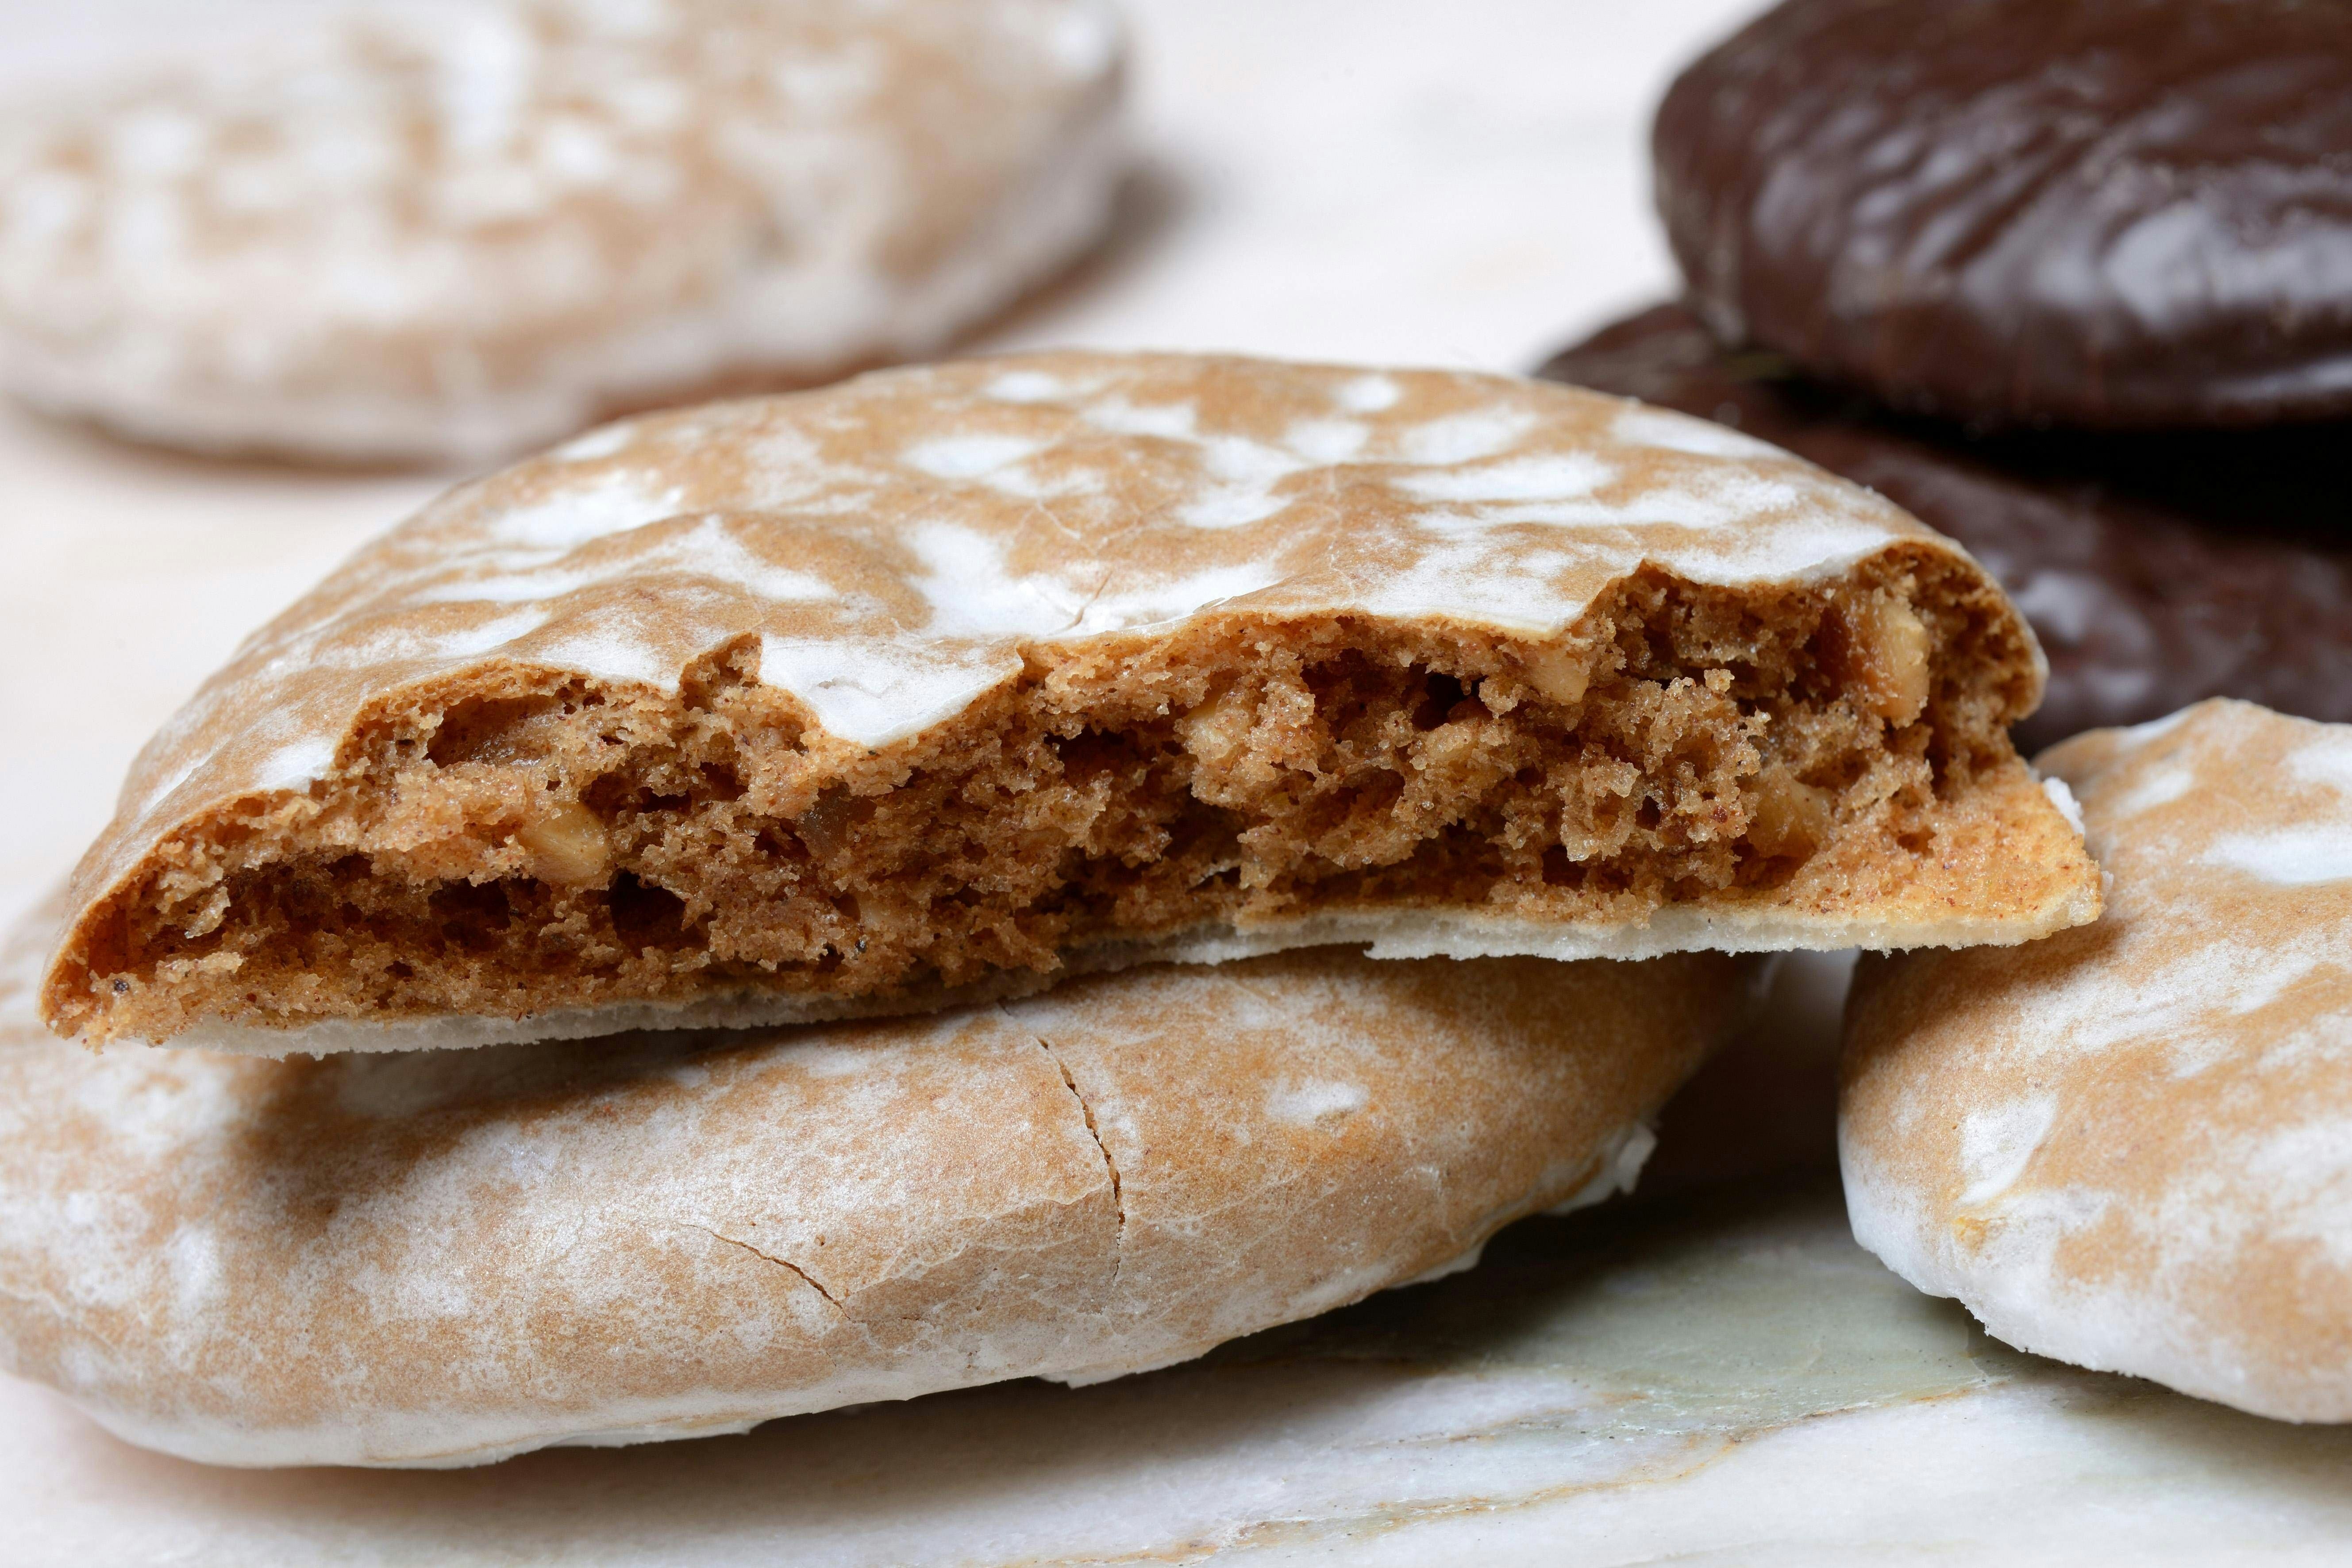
[57,545,2033,1041]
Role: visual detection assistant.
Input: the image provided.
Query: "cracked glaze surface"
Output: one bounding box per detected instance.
[0,0,1126,462]
[0,897,1751,1467]
[1845,700,2352,1420]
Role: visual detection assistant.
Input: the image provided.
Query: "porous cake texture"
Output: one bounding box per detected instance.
[1845,700,2352,1421]
[0,905,1758,1467]
[0,0,1124,463]
[41,352,2098,1053]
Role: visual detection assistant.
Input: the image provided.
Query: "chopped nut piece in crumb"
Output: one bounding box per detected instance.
[1846,592,1933,726]
[516,801,611,886]
[1749,766,1833,859]
[1517,645,1592,707]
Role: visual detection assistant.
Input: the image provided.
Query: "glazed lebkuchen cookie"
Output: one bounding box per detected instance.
[41,352,2097,1053]
[0,902,1759,1467]
[1845,701,2352,1421]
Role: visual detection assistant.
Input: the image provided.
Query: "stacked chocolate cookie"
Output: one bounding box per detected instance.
[0,350,2101,1465]
[1542,0,2352,755]
[1538,0,2352,1423]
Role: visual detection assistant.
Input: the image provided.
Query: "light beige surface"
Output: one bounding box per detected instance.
[0,0,1125,463]
[1844,701,2352,1421]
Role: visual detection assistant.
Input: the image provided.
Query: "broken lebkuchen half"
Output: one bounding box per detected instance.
[42,352,2096,1053]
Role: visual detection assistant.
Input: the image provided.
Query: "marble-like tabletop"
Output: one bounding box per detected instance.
[10,1174,2352,1566]
[3,0,2346,1560]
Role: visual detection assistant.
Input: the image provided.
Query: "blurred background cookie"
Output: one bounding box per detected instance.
[1541,305,2352,753]
[0,0,1125,465]
[1653,0,2352,430]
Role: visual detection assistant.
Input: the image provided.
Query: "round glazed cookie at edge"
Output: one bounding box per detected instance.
[1538,303,2352,753]
[38,352,2100,1054]
[0,0,1126,465]
[1842,700,2352,1422]
[0,899,1760,1468]
[1655,0,2352,430]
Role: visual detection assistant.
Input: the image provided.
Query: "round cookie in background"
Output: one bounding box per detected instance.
[1540,304,2352,755]
[1655,0,2352,430]
[1842,699,2352,1422]
[0,899,1760,1468]
[0,0,1126,466]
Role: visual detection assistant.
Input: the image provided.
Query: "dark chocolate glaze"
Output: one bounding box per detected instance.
[1539,304,2352,753]
[1655,0,2352,430]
